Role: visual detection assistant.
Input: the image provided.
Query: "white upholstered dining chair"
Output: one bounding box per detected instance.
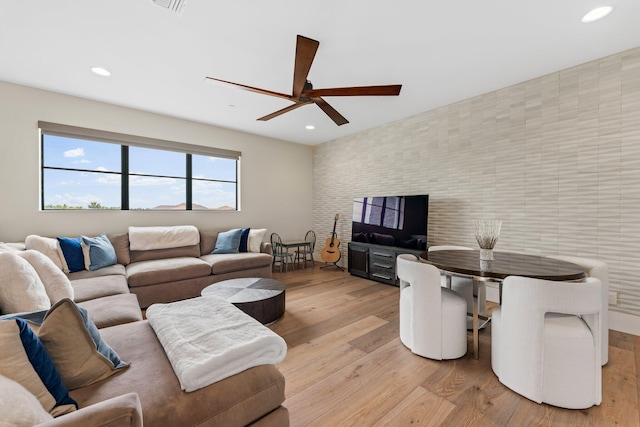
[491,276,603,409]
[546,255,609,365]
[396,254,467,360]
[428,245,487,329]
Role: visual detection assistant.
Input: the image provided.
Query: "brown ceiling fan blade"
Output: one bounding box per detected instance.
[312,97,349,126]
[303,84,402,97]
[292,35,319,99]
[205,77,292,100]
[257,102,310,121]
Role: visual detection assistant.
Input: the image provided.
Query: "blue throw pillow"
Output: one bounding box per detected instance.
[74,300,128,369]
[0,319,78,415]
[81,234,117,271]
[239,228,251,253]
[212,229,243,254]
[57,237,84,273]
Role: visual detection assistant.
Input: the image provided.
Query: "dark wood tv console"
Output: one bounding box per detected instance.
[347,242,423,286]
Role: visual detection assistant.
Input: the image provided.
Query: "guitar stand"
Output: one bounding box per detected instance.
[321,262,344,271]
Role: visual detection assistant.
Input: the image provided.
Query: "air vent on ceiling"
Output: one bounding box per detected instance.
[152,0,188,16]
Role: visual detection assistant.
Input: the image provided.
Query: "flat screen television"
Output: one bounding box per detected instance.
[351,195,429,250]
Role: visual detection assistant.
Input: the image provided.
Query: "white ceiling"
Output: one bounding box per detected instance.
[1,1,639,145]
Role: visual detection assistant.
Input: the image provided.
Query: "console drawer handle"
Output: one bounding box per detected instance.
[371,252,393,258]
[372,263,393,269]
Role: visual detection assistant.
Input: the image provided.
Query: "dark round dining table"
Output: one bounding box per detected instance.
[419,249,587,358]
[419,250,587,282]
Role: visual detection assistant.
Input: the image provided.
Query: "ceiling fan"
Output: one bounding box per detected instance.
[205,35,402,126]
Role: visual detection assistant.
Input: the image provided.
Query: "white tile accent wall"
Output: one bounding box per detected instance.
[313,46,640,318]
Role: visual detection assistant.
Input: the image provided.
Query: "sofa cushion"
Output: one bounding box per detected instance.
[24,235,65,271]
[17,250,74,305]
[37,299,129,390]
[0,319,77,417]
[199,230,219,255]
[126,257,211,288]
[81,234,117,271]
[71,274,130,303]
[66,264,126,281]
[200,253,273,275]
[0,252,50,314]
[239,228,251,252]
[37,393,143,427]
[248,229,267,253]
[0,374,54,426]
[57,237,85,273]
[212,228,242,254]
[71,320,286,427]
[106,233,131,266]
[129,245,201,264]
[0,242,25,252]
[128,225,199,251]
[76,294,143,329]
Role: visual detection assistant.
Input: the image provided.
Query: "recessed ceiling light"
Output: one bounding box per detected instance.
[90,66,111,77]
[581,6,613,23]
[305,125,315,130]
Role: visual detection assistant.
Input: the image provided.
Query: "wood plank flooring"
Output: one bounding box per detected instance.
[269,264,640,427]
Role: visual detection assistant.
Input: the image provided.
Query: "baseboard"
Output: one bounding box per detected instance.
[609,311,640,336]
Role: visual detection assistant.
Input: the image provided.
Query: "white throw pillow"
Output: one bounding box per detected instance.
[0,252,51,314]
[24,235,66,271]
[18,250,74,304]
[248,228,267,253]
[0,375,54,426]
[0,243,21,253]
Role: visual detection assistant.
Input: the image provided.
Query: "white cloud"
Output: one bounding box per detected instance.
[95,166,108,171]
[64,148,85,158]
[129,176,176,186]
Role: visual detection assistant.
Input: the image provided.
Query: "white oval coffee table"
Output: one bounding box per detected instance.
[201,277,285,324]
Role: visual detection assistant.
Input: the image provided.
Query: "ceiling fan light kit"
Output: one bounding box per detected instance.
[206,35,402,126]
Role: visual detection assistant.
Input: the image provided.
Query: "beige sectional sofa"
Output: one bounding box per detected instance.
[0,227,288,427]
[99,229,273,308]
[37,319,288,427]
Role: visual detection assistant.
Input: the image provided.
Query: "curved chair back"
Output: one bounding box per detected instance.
[270,233,284,256]
[304,230,316,251]
[497,276,602,406]
[397,254,466,360]
[427,245,485,323]
[547,255,609,365]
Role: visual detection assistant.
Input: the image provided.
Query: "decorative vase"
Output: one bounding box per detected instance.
[474,220,502,260]
[479,248,494,261]
[480,259,492,271]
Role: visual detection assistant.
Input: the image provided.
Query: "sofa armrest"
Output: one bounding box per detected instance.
[261,242,273,255]
[36,393,143,427]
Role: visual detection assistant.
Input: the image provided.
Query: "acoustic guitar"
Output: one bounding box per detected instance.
[321,214,342,264]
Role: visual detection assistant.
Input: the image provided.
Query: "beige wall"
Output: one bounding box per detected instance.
[313,46,640,322]
[0,81,313,242]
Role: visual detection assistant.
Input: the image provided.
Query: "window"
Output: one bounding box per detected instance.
[39,122,240,211]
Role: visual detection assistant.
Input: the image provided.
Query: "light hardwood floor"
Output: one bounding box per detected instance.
[269,264,640,426]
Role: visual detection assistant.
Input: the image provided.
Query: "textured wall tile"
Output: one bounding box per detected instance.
[313,46,640,317]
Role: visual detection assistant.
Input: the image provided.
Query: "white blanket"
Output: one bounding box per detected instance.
[146,296,287,392]
[128,225,199,251]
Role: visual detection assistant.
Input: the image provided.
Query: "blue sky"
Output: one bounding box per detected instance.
[43,135,237,209]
